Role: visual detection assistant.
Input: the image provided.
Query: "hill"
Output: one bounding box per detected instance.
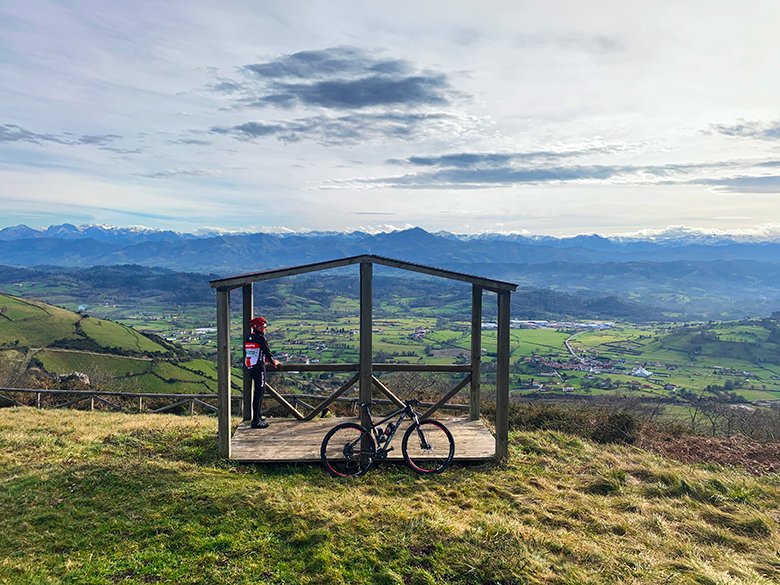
[0,408,778,583]
[0,293,219,394]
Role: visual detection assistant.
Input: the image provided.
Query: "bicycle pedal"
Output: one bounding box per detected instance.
[385,446,394,452]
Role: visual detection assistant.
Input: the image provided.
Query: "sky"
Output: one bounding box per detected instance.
[2,0,780,236]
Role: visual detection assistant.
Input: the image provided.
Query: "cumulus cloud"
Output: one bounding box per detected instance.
[711,120,780,141]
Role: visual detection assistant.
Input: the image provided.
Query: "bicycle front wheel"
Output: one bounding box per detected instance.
[402,419,455,474]
[321,422,376,478]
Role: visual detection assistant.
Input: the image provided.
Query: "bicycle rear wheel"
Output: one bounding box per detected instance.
[402,419,455,474]
[321,422,376,477]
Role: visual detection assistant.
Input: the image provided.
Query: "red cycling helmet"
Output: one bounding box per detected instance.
[249,316,267,329]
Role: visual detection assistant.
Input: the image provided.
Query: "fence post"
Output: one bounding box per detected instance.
[216,287,232,459]
[90,396,94,411]
[139,396,143,412]
[36,392,41,408]
[359,261,373,431]
[470,285,482,420]
[495,289,511,462]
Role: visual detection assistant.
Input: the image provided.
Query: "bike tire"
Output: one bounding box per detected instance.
[321,422,376,478]
[401,419,455,474]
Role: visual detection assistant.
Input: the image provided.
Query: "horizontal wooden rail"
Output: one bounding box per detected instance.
[1,388,471,413]
[274,363,471,373]
[0,387,219,399]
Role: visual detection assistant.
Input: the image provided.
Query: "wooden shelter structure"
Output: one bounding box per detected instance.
[210,255,517,462]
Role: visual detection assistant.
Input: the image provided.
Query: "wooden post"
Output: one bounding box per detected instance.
[495,289,511,462]
[216,287,232,459]
[470,285,482,420]
[138,396,143,412]
[359,261,373,430]
[90,396,94,411]
[242,284,253,421]
[36,392,41,408]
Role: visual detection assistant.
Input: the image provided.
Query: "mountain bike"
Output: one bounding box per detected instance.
[321,399,455,477]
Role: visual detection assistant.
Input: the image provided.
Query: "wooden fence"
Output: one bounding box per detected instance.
[0,387,469,417]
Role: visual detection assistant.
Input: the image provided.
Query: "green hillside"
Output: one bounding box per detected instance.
[0,293,222,394]
[0,408,778,584]
[0,293,169,353]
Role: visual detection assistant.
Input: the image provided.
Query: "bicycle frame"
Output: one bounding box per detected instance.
[361,402,421,459]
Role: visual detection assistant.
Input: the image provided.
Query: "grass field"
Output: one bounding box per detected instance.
[0,408,778,584]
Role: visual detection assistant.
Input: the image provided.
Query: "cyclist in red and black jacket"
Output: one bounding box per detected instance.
[245,316,279,429]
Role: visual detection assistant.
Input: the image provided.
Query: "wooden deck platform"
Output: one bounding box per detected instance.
[230,416,496,463]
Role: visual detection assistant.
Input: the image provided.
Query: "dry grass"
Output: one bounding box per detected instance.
[1,407,779,584]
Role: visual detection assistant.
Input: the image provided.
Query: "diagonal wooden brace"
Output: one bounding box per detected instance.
[303,373,360,420]
[0,393,22,406]
[421,374,472,419]
[93,395,125,412]
[264,382,305,420]
[371,375,405,409]
[191,397,218,413]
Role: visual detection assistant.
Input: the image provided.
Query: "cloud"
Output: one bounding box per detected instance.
[0,124,70,145]
[77,134,122,146]
[211,112,479,146]
[339,150,724,189]
[692,175,780,193]
[243,47,409,80]
[248,74,449,110]
[233,47,453,111]
[394,147,622,168]
[205,47,466,145]
[0,124,136,152]
[138,169,222,179]
[711,120,780,140]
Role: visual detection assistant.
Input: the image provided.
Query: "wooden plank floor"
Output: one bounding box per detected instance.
[230,416,495,463]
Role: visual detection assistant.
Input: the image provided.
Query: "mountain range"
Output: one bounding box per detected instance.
[1,224,779,319]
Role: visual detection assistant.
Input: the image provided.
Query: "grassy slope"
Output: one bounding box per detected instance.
[1,409,778,584]
[0,293,168,354]
[0,293,224,394]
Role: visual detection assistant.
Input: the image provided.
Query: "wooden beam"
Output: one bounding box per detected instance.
[216,288,232,459]
[242,284,253,421]
[370,255,517,292]
[421,374,472,419]
[275,363,470,372]
[275,363,358,372]
[302,373,360,420]
[495,289,511,462]
[210,254,519,292]
[371,376,405,409]
[359,261,373,430]
[263,382,305,420]
[470,285,482,420]
[373,363,471,372]
[210,255,367,289]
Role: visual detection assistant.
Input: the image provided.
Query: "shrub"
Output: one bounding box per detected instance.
[592,412,640,444]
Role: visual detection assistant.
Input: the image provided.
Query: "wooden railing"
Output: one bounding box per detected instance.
[0,386,470,417]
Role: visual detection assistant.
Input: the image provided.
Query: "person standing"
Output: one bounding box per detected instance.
[244,316,279,429]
